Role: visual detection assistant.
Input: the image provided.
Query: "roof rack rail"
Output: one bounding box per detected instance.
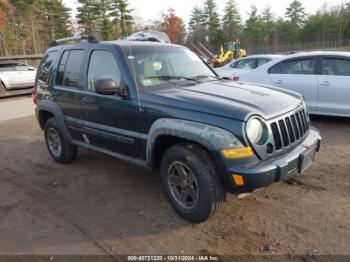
[50,35,99,47]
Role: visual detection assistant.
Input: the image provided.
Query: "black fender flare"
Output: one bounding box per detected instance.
[146,118,243,166]
[36,100,72,141]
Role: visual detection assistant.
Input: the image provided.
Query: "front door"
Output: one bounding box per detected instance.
[268,57,318,112]
[317,56,350,116]
[80,48,143,158]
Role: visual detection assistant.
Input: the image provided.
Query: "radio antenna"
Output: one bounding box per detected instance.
[121,11,142,112]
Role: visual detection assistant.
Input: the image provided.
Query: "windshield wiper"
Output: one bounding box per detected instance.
[194,74,222,81]
[145,75,202,83]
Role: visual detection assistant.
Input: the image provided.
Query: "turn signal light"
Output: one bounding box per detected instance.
[221,147,254,159]
[232,174,244,186]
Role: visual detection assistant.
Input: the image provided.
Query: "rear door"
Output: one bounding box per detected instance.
[54,48,87,141]
[318,56,350,116]
[267,57,318,112]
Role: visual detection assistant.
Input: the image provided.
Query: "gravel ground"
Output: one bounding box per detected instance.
[0,106,349,256]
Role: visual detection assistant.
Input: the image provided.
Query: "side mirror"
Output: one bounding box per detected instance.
[95,79,119,95]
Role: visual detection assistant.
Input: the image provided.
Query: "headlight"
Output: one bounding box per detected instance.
[246,117,266,144]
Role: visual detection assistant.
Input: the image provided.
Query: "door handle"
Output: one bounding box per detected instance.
[82,96,95,104]
[275,80,283,85]
[320,81,330,86]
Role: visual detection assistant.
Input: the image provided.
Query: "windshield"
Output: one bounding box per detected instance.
[123,46,216,90]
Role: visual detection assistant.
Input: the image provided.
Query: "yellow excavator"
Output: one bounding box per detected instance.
[216,40,247,67]
[190,39,247,68]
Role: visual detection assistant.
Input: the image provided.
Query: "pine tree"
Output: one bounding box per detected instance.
[188,6,206,43]
[44,0,71,40]
[261,6,275,45]
[203,0,220,46]
[222,0,241,41]
[77,0,100,35]
[97,0,114,40]
[110,0,133,37]
[286,0,306,29]
[244,5,263,47]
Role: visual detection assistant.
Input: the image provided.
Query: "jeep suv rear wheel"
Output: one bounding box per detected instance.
[160,144,226,223]
[44,118,77,163]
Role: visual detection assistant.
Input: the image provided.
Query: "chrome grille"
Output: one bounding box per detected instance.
[270,107,309,150]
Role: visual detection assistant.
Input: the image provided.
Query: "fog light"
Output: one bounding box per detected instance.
[232,174,244,186]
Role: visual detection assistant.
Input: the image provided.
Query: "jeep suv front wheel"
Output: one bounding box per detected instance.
[160,144,226,223]
[44,118,77,163]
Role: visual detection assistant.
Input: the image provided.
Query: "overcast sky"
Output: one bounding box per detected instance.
[63,0,345,24]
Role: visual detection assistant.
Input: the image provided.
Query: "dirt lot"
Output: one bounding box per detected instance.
[0,104,349,256]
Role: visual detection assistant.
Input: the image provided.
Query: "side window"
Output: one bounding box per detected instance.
[257,58,271,67]
[234,59,256,69]
[229,61,237,68]
[268,63,281,74]
[37,51,58,85]
[87,50,121,91]
[56,49,84,88]
[322,58,350,76]
[281,58,315,75]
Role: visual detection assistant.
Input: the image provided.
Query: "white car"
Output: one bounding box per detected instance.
[215,54,281,79]
[0,61,37,92]
[238,51,350,117]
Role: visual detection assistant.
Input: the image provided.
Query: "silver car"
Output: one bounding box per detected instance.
[215,54,281,79]
[238,51,350,117]
[0,61,37,92]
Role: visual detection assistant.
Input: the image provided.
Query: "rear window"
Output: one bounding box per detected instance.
[56,49,84,88]
[37,51,58,85]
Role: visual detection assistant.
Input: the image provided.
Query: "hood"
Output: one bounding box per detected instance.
[142,80,303,121]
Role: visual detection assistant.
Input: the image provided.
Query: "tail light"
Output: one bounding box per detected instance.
[32,86,37,104]
[232,76,240,81]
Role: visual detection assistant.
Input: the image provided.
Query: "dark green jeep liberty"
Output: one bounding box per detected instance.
[34,36,321,223]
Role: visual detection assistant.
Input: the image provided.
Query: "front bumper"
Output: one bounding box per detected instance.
[229,128,321,191]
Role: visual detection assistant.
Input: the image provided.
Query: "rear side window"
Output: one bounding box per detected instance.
[37,51,58,85]
[87,50,121,91]
[322,58,350,76]
[56,49,84,88]
[281,58,315,75]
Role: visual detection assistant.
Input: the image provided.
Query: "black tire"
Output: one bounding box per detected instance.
[44,118,77,163]
[160,144,226,223]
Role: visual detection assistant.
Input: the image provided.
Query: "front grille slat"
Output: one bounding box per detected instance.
[291,115,300,139]
[278,120,289,146]
[295,112,304,136]
[269,106,310,154]
[299,111,307,134]
[285,117,295,143]
[271,122,282,150]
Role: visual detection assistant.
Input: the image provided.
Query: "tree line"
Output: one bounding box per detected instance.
[1,0,350,56]
[188,0,350,53]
